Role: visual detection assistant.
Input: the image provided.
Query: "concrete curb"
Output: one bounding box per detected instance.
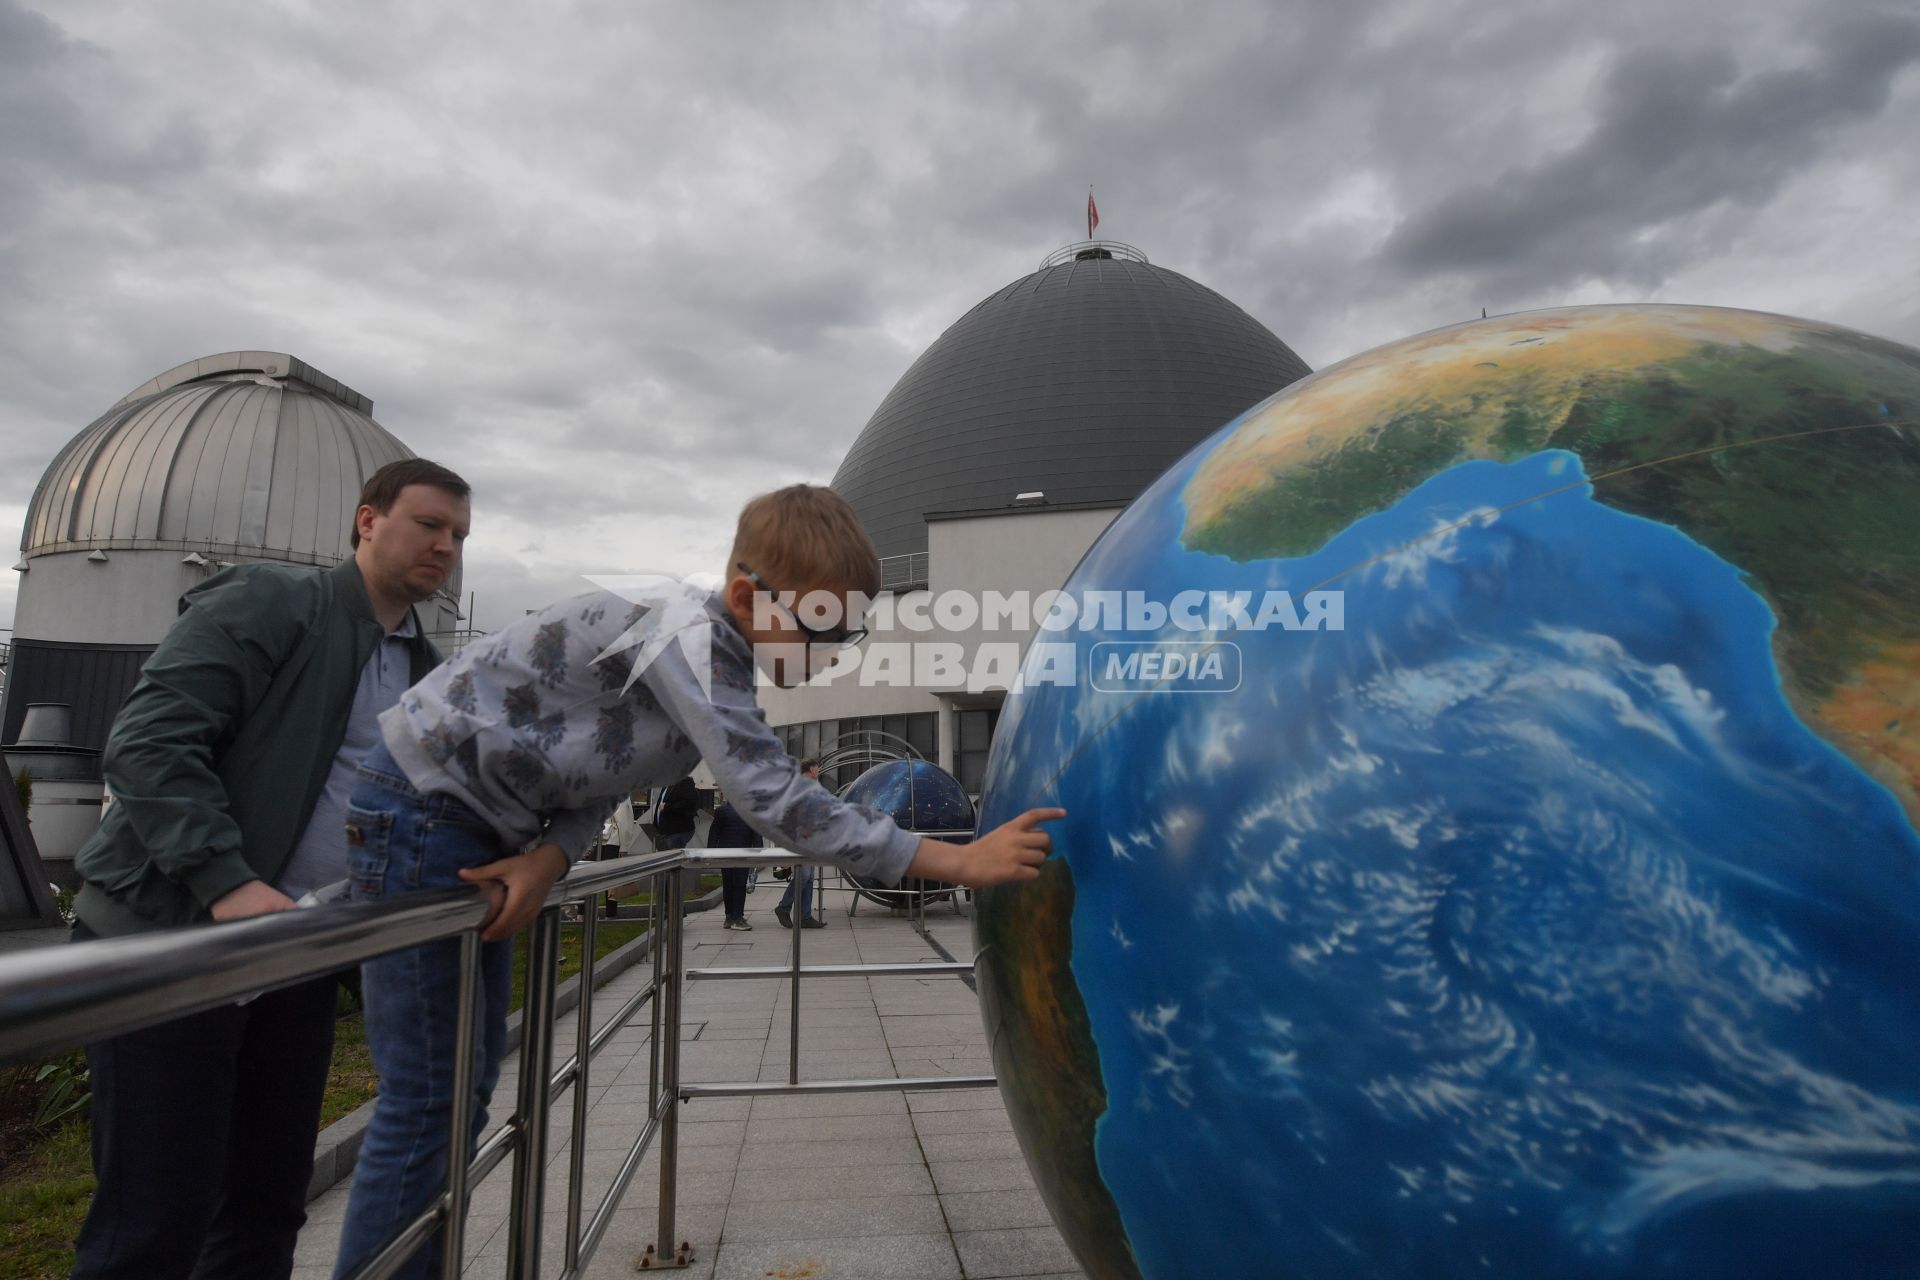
[306,885,722,1201]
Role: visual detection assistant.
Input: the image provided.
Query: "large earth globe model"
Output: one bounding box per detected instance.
[841,759,975,907]
[973,305,1920,1280]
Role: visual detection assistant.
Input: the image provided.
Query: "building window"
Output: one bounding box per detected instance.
[774,713,939,791]
[955,708,1000,794]
[903,713,936,762]
[801,719,823,763]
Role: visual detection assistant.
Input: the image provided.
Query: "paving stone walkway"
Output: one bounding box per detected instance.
[294,878,1088,1279]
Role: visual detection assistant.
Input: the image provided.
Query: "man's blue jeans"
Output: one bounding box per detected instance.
[332,742,513,1280]
[777,865,816,922]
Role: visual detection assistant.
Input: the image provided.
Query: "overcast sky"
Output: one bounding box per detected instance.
[4,0,1916,633]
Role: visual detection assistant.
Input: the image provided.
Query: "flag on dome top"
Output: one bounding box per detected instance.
[1087,190,1099,239]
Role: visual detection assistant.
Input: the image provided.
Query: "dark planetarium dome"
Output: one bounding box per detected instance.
[832,241,1312,563]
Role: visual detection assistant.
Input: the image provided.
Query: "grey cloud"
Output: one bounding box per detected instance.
[2,0,1917,633]
[0,3,202,201]
[1382,10,1920,291]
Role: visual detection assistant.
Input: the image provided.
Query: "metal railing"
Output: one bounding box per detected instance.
[0,848,991,1277]
[877,551,928,592]
[678,852,984,1100]
[422,628,488,655]
[1040,238,1149,269]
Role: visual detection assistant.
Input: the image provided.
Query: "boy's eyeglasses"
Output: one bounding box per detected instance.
[737,563,870,649]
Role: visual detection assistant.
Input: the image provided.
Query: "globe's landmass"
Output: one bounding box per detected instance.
[975,858,1142,1280]
[1185,306,1920,813]
[974,305,1920,1279]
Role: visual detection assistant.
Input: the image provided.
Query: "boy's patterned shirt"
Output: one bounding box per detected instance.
[378,590,920,882]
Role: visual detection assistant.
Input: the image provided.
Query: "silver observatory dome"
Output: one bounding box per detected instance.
[6,350,460,770]
[23,350,423,567]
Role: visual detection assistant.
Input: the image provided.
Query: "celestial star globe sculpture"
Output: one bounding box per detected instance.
[843,758,978,833]
[972,305,1920,1280]
[841,759,975,908]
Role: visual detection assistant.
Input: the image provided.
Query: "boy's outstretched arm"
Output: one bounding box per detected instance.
[637,628,1065,888]
[639,638,923,883]
[907,808,1066,887]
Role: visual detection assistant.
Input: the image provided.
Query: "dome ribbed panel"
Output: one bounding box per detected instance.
[20,365,422,566]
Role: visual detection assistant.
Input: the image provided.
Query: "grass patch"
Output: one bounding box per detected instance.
[508,919,650,1016]
[321,1009,378,1129]
[0,1122,92,1280]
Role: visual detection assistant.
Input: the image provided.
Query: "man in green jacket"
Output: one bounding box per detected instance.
[68,458,471,1280]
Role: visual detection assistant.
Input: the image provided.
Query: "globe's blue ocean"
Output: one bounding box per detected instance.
[978,445,1920,1278]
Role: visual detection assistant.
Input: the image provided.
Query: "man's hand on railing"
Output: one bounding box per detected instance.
[459,843,571,942]
[209,879,299,921]
[907,807,1065,888]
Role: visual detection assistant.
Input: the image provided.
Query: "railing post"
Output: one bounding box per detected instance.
[644,863,692,1269]
[563,904,597,1274]
[439,931,483,1280]
[788,863,803,1087]
[506,907,562,1279]
[648,870,664,1100]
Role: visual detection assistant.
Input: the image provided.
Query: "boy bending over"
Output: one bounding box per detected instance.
[332,485,1060,1279]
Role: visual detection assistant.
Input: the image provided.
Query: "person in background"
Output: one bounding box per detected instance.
[655,775,701,850]
[65,459,469,1280]
[774,759,825,929]
[706,794,760,930]
[598,786,651,917]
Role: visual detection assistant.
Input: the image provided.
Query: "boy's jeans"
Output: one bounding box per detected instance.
[333,741,514,1280]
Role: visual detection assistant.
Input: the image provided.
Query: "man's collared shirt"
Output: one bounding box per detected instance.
[277,611,419,898]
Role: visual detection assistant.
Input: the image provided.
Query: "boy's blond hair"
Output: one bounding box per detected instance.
[728,485,881,595]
